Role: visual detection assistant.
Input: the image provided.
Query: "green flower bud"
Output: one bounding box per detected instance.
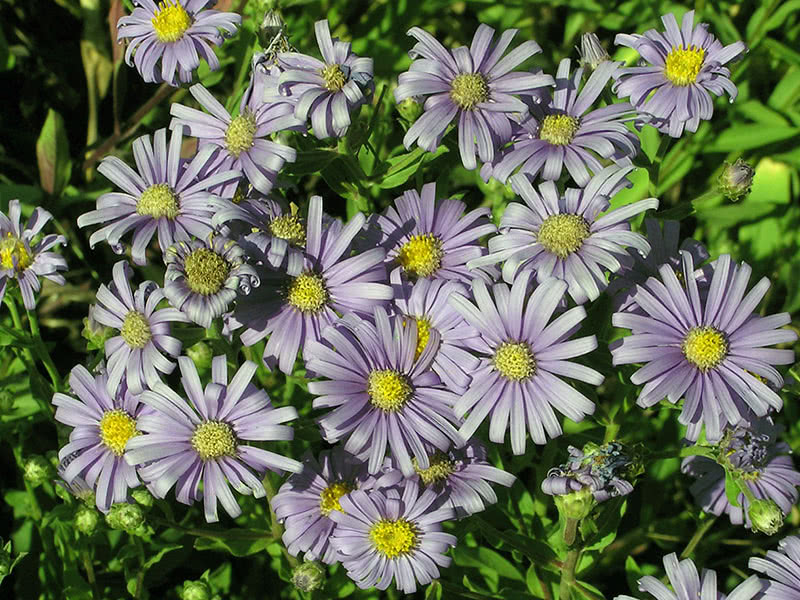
[82,306,116,350]
[131,488,154,508]
[291,559,326,593]
[23,455,54,487]
[397,97,423,123]
[105,503,145,533]
[182,580,212,600]
[75,506,101,536]
[748,498,783,536]
[554,486,595,520]
[717,158,754,203]
[186,341,213,372]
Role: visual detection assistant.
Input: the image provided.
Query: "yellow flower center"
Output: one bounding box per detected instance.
[224,112,257,158]
[494,342,536,381]
[682,326,728,371]
[397,233,444,278]
[0,234,32,271]
[184,247,230,296]
[286,271,328,313]
[319,481,353,516]
[136,183,180,219]
[537,214,591,258]
[369,519,418,559]
[99,410,138,456]
[120,311,152,349]
[414,317,432,360]
[269,213,306,246]
[539,114,581,146]
[414,452,455,485]
[320,63,347,92]
[151,0,192,44]
[664,45,705,86]
[191,421,237,461]
[450,73,490,110]
[367,370,412,412]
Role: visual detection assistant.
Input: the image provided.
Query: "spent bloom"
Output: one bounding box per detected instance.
[0,199,67,310]
[470,166,658,304]
[611,252,798,442]
[449,273,603,453]
[78,127,240,265]
[488,59,639,187]
[614,11,747,137]
[117,0,241,86]
[577,33,614,71]
[278,20,374,139]
[52,366,147,512]
[718,158,755,203]
[749,535,800,600]
[125,356,302,522]
[94,261,189,395]
[394,24,554,170]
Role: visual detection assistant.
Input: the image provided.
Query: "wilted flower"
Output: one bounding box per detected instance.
[578,33,613,71]
[718,158,755,203]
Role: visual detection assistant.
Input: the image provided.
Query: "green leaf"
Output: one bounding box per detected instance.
[286,150,339,176]
[701,125,800,152]
[377,146,448,189]
[625,556,643,594]
[425,580,443,600]
[36,109,72,197]
[761,37,800,67]
[453,545,524,583]
[143,544,182,570]
[768,67,800,111]
[0,27,14,71]
[696,201,775,227]
[735,100,790,126]
[724,470,742,508]
[193,531,273,556]
[640,126,662,163]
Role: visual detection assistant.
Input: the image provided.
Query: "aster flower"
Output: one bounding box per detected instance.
[391,275,481,394]
[615,553,763,600]
[607,218,709,311]
[229,196,393,374]
[372,182,497,285]
[329,478,456,594]
[271,447,402,564]
[749,535,800,600]
[394,24,554,170]
[125,356,302,522]
[78,127,240,266]
[682,417,800,529]
[52,366,147,512]
[469,166,658,304]
[117,0,241,86]
[0,199,67,310]
[277,20,373,139]
[611,252,798,442]
[449,272,603,453]
[488,59,639,187]
[170,83,298,196]
[306,307,464,477]
[613,11,747,137]
[164,234,258,328]
[93,261,189,395]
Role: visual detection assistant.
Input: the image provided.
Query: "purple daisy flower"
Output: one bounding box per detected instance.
[125,355,302,522]
[488,59,640,187]
[52,366,147,512]
[78,127,240,266]
[611,252,798,442]
[615,553,763,600]
[117,0,241,86]
[682,417,800,529]
[229,196,393,374]
[93,261,189,395]
[170,83,298,196]
[394,24,554,170]
[0,199,67,310]
[613,11,747,137]
[749,536,800,600]
[271,446,402,564]
[391,275,481,394]
[163,234,258,328]
[449,272,603,453]
[607,218,709,312]
[542,441,637,503]
[373,182,497,285]
[329,478,456,594]
[305,307,464,477]
[277,20,373,139]
[469,166,658,304]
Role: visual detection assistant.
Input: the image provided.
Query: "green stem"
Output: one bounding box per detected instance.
[680,516,717,559]
[564,517,579,547]
[689,189,721,209]
[27,308,61,391]
[264,475,298,568]
[82,548,101,600]
[559,548,581,600]
[133,535,146,599]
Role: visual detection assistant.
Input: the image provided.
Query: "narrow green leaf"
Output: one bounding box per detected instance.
[36,109,72,197]
[701,125,800,152]
[724,470,742,508]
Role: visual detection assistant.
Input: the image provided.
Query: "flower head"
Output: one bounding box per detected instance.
[614,11,746,137]
[0,199,67,310]
[125,356,302,522]
[78,128,239,265]
[718,158,755,203]
[749,535,800,600]
[394,24,553,170]
[117,0,240,86]
[611,252,798,442]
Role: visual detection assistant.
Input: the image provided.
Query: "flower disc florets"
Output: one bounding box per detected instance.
[397,233,444,278]
[120,311,152,349]
[0,234,31,271]
[320,63,348,92]
[224,111,258,158]
[99,410,138,456]
[151,0,192,43]
[664,45,705,86]
[493,342,536,381]
[286,271,328,313]
[191,421,237,461]
[682,326,728,371]
[414,452,455,485]
[367,370,412,412]
[136,183,180,219]
[450,73,490,110]
[269,214,306,245]
[539,114,581,146]
[369,519,418,558]
[184,248,230,296]
[319,481,353,516]
[537,214,591,258]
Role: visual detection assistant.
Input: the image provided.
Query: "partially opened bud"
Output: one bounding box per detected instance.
[292,559,326,593]
[718,158,754,203]
[748,498,783,536]
[578,33,611,70]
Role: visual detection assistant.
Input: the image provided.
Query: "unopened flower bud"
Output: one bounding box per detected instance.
[82,306,115,350]
[23,455,54,487]
[291,559,326,593]
[75,506,101,536]
[182,580,212,600]
[577,33,611,71]
[397,97,424,123]
[718,158,754,203]
[186,341,213,372]
[105,503,145,533]
[748,498,783,536]
[131,488,154,508]
[554,486,595,520]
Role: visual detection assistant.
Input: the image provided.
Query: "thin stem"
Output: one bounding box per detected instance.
[264,475,298,568]
[133,535,146,599]
[82,548,101,600]
[27,308,61,391]
[680,516,717,559]
[559,548,581,600]
[690,189,721,209]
